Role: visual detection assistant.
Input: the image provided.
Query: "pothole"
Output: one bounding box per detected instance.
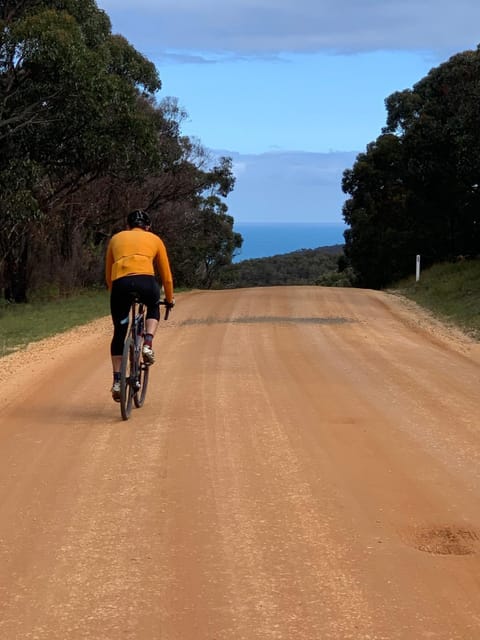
[410,526,479,556]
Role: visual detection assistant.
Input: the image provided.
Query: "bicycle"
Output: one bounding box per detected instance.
[119,297,171,421]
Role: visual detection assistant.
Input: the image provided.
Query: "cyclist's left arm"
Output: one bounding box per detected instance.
[105,241,114,290]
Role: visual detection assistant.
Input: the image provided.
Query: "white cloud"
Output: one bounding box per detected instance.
[232,161,248,177]
[213,149,358,223]
[98,0,480,57]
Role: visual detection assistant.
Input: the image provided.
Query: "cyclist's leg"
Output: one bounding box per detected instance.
[143,277,161,331]
[110,278,134,379]
[132,275,161,324]
[133,276,161,364]
[145,317,159,337]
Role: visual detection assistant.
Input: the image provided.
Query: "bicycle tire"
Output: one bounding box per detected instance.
[133,357,149,408]
[133,311,148,408]
[120,335,134,420]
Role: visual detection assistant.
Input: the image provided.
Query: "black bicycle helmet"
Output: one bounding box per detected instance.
[127,209,151,229]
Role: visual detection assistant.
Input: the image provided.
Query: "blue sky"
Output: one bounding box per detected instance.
[97,0,480,223]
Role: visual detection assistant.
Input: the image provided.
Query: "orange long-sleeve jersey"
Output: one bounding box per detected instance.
[105,228,174,301]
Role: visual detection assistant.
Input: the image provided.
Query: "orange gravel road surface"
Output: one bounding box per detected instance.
[1,286,480,640]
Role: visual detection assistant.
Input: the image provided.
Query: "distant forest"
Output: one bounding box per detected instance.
[216,245,350,288]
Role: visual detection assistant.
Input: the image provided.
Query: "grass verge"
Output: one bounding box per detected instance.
[0,289,109,357]
[391,259,480,340]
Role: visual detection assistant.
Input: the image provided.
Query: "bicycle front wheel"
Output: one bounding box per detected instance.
[133,359,149,408]
[120,336,134,420]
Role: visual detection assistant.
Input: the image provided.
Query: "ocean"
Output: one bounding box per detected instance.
[233,222,346,263]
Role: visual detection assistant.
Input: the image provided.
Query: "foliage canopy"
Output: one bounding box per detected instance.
[0,0,240,301]
[342,45,480,288]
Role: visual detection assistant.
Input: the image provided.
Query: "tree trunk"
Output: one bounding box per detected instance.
[4,239,29,303]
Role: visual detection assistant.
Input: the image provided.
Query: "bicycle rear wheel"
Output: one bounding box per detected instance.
[120,335,134,420]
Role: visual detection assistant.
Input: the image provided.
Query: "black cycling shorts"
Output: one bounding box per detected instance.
[110,274,161,356]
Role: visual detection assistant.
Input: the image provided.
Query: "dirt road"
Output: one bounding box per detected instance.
[1,286,480,639]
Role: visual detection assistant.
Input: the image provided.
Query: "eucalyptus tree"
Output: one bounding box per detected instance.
[1,1,240,299]
[384,46,480,261]
[0,0,162,300]
[342,134,414,288]
[145,151,240,289]
[343,45,480,288]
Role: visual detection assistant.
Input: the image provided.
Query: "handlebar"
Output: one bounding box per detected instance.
[160,299,174,320]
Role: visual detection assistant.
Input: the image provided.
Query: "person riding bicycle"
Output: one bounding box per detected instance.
[105,209,175,402]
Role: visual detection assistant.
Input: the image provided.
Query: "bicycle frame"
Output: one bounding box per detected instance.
[119,300,148,420]
[119,298,170,421]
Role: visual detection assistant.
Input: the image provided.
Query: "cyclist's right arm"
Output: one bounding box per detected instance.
[155,238,174,304]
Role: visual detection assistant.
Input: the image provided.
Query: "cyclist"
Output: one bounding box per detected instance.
[105,209,175,402]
